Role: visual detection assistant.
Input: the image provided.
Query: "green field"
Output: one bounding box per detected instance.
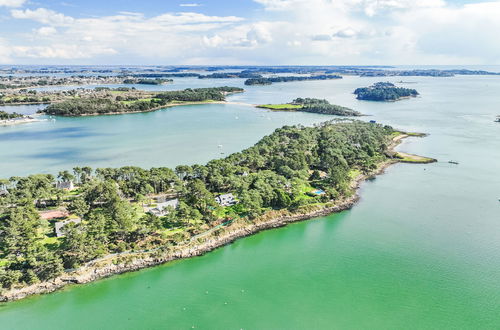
[257,104,303,111]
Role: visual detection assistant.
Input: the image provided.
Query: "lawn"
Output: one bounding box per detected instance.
[257,104,303,111]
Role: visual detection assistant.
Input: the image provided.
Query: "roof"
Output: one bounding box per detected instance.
[40,209,69,220]
[55,218,82,237]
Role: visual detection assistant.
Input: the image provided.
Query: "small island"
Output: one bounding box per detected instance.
[38,87,244,117]
[257,98,361,116]
[245,74,342,86]
[354,82,419,101]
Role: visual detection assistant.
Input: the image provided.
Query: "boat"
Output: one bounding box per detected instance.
[448,160,459,165]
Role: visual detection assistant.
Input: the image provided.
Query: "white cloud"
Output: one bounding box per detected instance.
[5,9,246,62]
[0,0,25,7]
[179,3,201,7]
[12,44,117,59]
[11,8,75,25]
[2,1,500,64]
[35,26,57,36]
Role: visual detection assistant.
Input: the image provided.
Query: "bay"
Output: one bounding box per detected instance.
[0,72,499,329]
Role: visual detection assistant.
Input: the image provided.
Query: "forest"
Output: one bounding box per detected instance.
[354,82,419,101]
[123,78,173,85]
[244,75,342,85]
[0,111,24,120]
[40,87,244,116]
[0,120,396,290]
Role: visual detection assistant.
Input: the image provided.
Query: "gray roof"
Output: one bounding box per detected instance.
[215,193,236,206]
[55,218,82,237]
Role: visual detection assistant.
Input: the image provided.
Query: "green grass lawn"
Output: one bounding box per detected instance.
[257,104,303,111]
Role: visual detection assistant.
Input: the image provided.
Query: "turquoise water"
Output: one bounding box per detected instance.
[0,74,500,329]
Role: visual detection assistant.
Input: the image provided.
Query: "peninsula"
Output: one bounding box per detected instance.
[0,111,40,126]
[0,120,435,301]
[257,98,361,116]
[37,87,244,116]
[354,82,419,101]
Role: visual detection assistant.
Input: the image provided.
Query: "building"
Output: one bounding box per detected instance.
[215,193,237,207]
[55,218,82,237]
[148,198,179,217]
[0,189,8,197]
[56,181,75,190]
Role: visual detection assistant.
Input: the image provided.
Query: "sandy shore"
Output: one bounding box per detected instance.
[0,117,42,126]
[0,133,430,302]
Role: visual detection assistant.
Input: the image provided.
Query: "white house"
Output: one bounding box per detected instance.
[56,181,75,190]
[215,193,237,207]
[148,198,179,216]
[55,218,82,237]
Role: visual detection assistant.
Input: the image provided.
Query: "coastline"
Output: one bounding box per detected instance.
[0,117,42,127]
[0,133,433,303]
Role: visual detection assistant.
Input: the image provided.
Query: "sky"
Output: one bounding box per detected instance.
[0,0,499,65]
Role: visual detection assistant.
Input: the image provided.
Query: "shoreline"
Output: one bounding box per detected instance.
[0,134,432,303]
[0,117,43,127]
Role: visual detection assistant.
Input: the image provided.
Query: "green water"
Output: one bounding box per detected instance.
[0,74,499,329]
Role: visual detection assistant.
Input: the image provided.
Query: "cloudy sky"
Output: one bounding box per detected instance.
[0,0,499,65]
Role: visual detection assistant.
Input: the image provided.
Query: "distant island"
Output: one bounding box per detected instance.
[122,78,173,85]
[257,98,361,116]
[354,82,419,101]
[0,120,435,301]
[198,72,262,79]
[38,87,244,116]
[244,74,342,86]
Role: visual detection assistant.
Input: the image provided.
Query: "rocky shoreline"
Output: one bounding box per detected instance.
[0,134,423,303]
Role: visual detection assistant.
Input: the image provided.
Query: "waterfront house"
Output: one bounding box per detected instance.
[55,218,82,237]
[215,193,237,207]
[148,198,179,216]
[56,181,75,190]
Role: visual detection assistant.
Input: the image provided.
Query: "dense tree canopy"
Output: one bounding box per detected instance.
[0,120,395,290]
[41,87,244,116]
[244,75,342,86]
[354,82,419,101]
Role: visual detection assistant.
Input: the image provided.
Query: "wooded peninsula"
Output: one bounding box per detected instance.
[39,87,244,116]
[0,120,434,299]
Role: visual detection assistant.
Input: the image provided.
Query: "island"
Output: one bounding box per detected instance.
[354,82,419,101]
[37,87,244,116]
[257,98,361,116]
[122,78,173,85]
[0,120,436,301]
[198,72,262,79]
[244,74,342,86]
